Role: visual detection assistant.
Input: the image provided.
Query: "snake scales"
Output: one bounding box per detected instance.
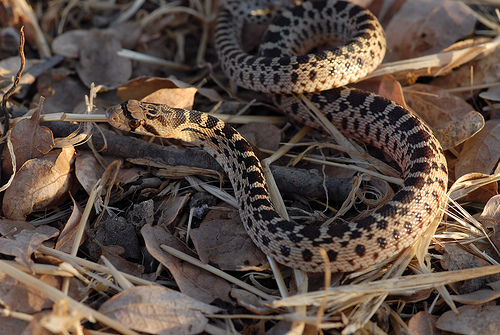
[106,0,448,272]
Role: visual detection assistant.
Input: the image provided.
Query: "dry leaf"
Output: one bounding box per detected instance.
[231,288,275,315]
[3,146,75,220]
[455,120,500,179]
[0,219,35,236]
[2,98,54,175]
[0,225,59,269]
[479,194,500,224]
[385,0,475,61]
[449,173,498,206]
[75,152,104,195]
[432,50,500,100]
[55,195,83,253]
[440,244,493,294]
[407,312,439,335]
[436,305,500,334]
[452,289,500,305]
[190,206,267,271]
[377,74,406,107]
[36,70,89,114]
[141,224,232,303]
[77,29,132,90]
[99,245,145,277]
[238,123,282,152]
[98,285,221,335]
[142,87,198,110]
[404,84,484,149]
[157,194,190,226]
[0,272,58,313]
[51,30,88,58]
[117,76,222,103]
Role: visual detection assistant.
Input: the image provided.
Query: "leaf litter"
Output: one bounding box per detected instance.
[0,0,500,334]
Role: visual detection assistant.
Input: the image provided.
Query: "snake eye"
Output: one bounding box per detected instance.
[129,118,142,129]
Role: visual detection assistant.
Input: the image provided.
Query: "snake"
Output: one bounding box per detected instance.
[105,0,448,272]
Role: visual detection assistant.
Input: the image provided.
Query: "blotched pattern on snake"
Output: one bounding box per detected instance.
[106,0,448,272]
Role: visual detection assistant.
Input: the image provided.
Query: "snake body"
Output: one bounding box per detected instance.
[106,0,448,272]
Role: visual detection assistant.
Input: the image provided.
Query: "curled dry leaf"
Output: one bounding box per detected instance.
[98,285,221,335]
[77,29,132,90]
[55,195,83,254]
[404,84,484,150]
[455,120,500,179]
[2,98,54,175]
[142,87,198,110]
[436,305,500,334]
[3,146,76,220]
[377,74,406,107]
[75,152,104,195]
[0,225,59,269]
[116,76,222,103]
[479,194,500,224]
[452,289,500,305]
[385,0,475,61]
[141,224,232,303]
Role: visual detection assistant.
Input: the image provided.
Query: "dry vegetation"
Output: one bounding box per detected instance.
[0,0,500,334]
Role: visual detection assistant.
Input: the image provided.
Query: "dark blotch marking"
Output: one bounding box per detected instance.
[302,249,313,262]
[355,244,365,257]
[327,250,338,262]
[377,237,387,249]
[261,235,270,247]
[280,245,291,257]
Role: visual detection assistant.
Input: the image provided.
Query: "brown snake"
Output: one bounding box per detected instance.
[106,0,448,272]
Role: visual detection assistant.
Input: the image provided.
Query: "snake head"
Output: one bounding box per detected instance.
[105,100,147,132]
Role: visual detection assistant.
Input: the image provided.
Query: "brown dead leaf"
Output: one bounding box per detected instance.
[51,29,88,58]
[404,84,484,149]
[190,206,267,271]
[455,120,500,179]
[52,23,140,59]
[449,173,498,204]
[385,0,475,61]
[141,224,232,303]
[36,69,89,114]
[142,87,198,110]
[0,225,59,269]
[75,152,104,195]
[440,244,493,294]
[432,50,500,101]
[479,194,500,224]
[231,288,275,315]
[2,97,54,175]
[99,245,145,277]
[452,289,500,305]
[98,285,221,335]
[436,305,500,334]
[157,194,190,226]
[55,195,83,253]
[117,76,222,103]
[407,311,439,335]
[77,29,132,90]
[0,272,58,313]
[238,123,282,152]
[0,219,35,236]
[377,74,406,107]
[480,85,500,102]
[3,146,75,220]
